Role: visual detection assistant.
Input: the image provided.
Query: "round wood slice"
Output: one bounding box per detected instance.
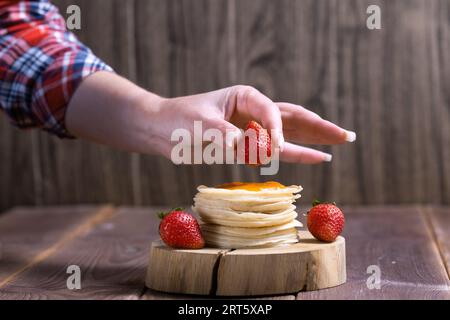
[145,231,346,296]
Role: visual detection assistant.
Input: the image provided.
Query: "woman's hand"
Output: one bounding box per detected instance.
[66,72,355,164]
[148,85,356,163]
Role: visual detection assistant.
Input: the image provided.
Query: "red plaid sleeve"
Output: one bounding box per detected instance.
[0,0,113,138]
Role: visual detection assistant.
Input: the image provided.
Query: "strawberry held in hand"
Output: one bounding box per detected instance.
[244,120,272,166]
[158,208,205,249]
[307,200,345,242]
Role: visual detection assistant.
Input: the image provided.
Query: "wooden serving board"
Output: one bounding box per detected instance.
[145,231,346,296]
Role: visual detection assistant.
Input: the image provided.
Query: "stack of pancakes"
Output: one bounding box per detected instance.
[192,182,303,249]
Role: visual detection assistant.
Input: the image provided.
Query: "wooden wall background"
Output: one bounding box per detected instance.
[1,0,449,211]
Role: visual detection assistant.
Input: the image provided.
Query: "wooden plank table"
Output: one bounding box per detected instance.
[0,206,449,300]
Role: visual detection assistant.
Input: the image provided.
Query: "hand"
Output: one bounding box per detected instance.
[67,72,355,164]
[150,85,355,163]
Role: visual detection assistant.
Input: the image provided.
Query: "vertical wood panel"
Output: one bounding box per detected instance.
[435,0,450,204]
[0,124,37,209]
[34,0,138,207]
[1,0,450,210]
[134,0,241,205]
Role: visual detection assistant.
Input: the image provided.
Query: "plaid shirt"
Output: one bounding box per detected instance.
[0,0,112,138]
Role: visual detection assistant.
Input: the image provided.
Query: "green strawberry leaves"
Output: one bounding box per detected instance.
[311,199,337,207]
[157,207,184,220]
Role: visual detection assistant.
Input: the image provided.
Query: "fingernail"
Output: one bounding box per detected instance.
[323,153,333,162]
[345,130,356,142]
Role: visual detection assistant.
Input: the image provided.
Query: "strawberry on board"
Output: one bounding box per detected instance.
[158,208,205,249]
[244,120,272,166]
[307,200,345,242]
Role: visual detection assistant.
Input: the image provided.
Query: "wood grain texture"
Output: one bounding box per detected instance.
[146,242,228,296]
[424,206,450,280]
[0,206,113,290]
[0,207,160,299]
[145,232,345,296]
[1,0,450,210]
[0,205,448,299]
[216,232,346,296]
[296,206,450,299]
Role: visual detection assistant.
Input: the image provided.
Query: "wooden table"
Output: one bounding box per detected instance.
[0,205,449,300]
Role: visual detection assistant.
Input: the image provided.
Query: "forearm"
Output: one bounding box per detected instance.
[66,74,354,165]
[66,71,165,154]
[1,0,354,165]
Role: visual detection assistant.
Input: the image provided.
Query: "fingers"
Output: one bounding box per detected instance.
[199,119,335,165]
[280,142,333,164]
[232,86,285,150]
[278,102,356,145]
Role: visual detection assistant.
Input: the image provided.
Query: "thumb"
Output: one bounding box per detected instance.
[233,86,285,151]
[203,118,242,149]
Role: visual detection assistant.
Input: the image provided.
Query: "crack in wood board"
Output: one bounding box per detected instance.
[144,233,345,297]
[0,205,116,289]
[210,249,233,296]
[421,206,450,281]
[143,247,299,299]
[212,247,300,299]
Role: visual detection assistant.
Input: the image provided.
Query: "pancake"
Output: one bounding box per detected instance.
[195,192,299,202]
[202,229,300,249]
[193,197,295,212]
[193,181,303,249]
[197,185,302,195]
[193,205,298,228]
[200,220,302,237]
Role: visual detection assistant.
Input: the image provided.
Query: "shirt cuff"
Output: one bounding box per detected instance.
[31,46,114,139]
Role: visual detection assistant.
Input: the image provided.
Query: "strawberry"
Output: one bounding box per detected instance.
[158,208,205,249]
[244,120,272,166]
[307,200,345,242]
